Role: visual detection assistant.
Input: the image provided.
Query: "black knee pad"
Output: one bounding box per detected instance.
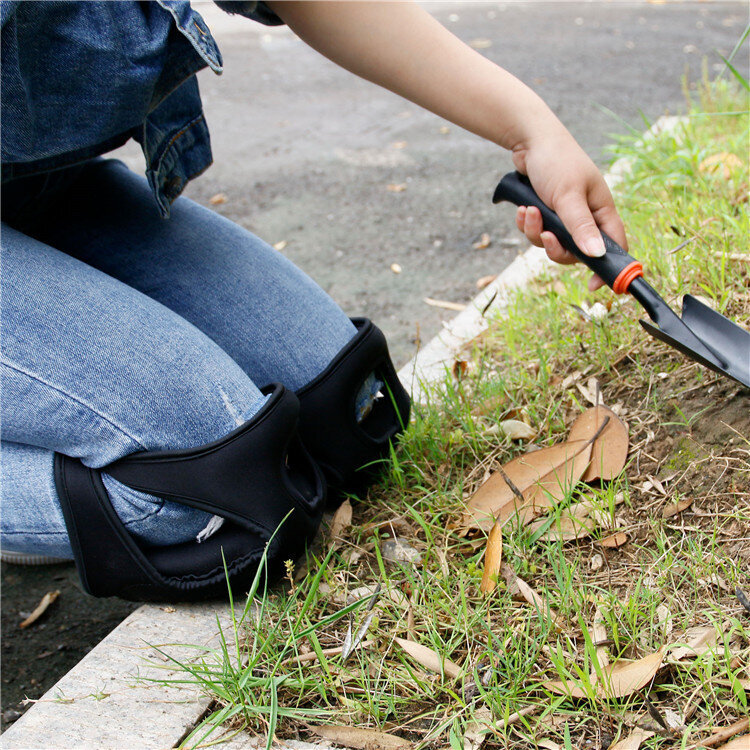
[54,385,326,602]
[296,318,410,496]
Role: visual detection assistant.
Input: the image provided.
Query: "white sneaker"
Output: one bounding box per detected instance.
[0,550,71,565]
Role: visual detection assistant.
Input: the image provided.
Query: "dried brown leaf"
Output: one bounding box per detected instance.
[575,377,603,406]
[480,521,503,594]
[476,274,497,290]
[394,637,462,679]
[328,499,353,541]
[670,625,720,661]
[701,718,749,748]
[459,439,593,533]
[424,297,466,312]
[19,590,60,629]
[610,727,655,750]
[529,501,597,542]
[452,359,469,381]
[662,497,693,519]
[472,233,492,250]
[715,734,750,750]
[699,151,743,180]
[515,577,563,628]
[545,647,665,699]
[569,406,629,481]
[592,605,610,673]
[498,419,536,441]
[310,725,411,749]
[599,531,628,548]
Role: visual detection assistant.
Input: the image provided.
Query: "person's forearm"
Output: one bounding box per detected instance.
[265,0,566,151]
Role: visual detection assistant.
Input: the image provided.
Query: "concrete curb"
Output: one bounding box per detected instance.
[1,116,680,750]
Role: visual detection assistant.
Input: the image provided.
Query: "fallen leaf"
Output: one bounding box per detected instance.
[381,538,422,565]
[545,647,665,699]
[460,439,593,533]
[670,625,720,661]
[568,406,629,481]
[463,706,492,750]
[387,183,407,192]
[492,706,537,730]
[498,419,536,441]
[310,725,411,749]
[476,274,497,290]
[715,734,750,749]
[599,531,628,548]
[394,637,462,679]
[699,574,731,593]
[501,563,522,598]
[515,577,563,628]
[656,603,673,639]
[452,359,469,381]
[480,521,503,594]
[529,500,597,542]
[610,727,655,750]
[19,590,60,629]
[575,377,603,406]
[472,233,492,250]
[702,718,750,748]
[592,605,610,673]
[590,553,604,571]
[537,741,563,750]
[328,499,353,542]
[662,497,693,519]
[347,584,408,608]
[423,297,466,312]
[601,646,666,698]
[470,393,505,416]
[699,152,743,180]
[209,192,227,205]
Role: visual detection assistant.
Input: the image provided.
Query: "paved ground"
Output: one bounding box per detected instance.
[2,0,747,731]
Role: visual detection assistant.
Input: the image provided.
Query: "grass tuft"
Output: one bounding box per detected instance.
[168,76,749,750]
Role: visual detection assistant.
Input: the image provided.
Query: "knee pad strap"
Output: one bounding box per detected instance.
[54,384,325,601]
[296,318,410,493]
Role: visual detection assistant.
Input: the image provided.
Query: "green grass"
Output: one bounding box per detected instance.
[165,76,749,750]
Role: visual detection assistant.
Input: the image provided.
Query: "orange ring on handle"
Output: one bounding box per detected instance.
[612,261,643,294]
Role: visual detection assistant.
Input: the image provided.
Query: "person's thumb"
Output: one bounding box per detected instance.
[554,192,605,259]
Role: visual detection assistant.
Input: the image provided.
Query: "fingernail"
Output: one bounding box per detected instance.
[584,238,606,257]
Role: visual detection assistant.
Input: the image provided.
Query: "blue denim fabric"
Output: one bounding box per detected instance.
[0,1,281,217]
[0,159,365,558]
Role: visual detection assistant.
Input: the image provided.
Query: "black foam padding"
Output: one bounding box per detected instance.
[296,318,411,495]
[54,384,325,601]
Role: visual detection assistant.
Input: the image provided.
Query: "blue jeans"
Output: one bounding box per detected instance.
[1,159,365,558]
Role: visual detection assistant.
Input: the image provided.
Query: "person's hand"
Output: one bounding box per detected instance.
[510,128,627,291]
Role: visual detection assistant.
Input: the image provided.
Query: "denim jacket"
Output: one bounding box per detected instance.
[1,1,281,217]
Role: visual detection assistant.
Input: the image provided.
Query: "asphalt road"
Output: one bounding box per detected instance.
[179,0,746,364]
[2,0,746,730]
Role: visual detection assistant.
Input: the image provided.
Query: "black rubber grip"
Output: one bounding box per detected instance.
[492,171,639,291]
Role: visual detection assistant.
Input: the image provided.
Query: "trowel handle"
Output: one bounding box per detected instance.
[493,171,643,294]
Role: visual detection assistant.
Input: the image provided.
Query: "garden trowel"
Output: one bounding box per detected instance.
[493,171,750,388]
